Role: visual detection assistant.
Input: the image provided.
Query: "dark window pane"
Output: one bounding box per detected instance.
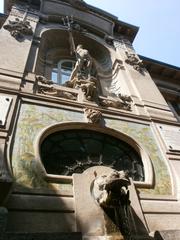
[40,129,144,181]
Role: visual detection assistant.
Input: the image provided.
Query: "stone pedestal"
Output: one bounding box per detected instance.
[73,166,150,240]
[73,166,124,240]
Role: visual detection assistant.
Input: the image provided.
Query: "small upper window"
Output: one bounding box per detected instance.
[51,60,75,85]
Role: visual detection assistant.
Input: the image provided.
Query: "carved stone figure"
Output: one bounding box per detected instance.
[64,43,97,101]
[38,86,77,100]
[84,108,102,124]
[65,76,98,101]
[100,94,132,111]
[71,23,87,33]
[3,18,33,40]
[104,35,114,46]
[93,170,132,239]
[36,75,54,85]
[70,44,93,81]
[118,93,132,103]
[125,51,144,73]
[93,170,130,207]
[80,77,97,101]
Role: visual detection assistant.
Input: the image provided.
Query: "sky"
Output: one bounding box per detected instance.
[0,0,180,67]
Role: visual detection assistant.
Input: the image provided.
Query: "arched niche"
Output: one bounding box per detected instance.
[35,28,113,78]
[34,123,153,188]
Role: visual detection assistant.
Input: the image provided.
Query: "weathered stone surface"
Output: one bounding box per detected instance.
[73,167,113,236]
[144,214,180,233]
[0,6,38,74]
[73,166,149,239]
[5,232,82,240]
[5,194,74,212]
[154,230,180,240]
[6,212,76,233]
[41,1,114,35]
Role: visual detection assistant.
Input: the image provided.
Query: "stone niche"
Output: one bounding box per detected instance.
[35,29,112,79]
[34,27,132,112]
[73,166,150,240]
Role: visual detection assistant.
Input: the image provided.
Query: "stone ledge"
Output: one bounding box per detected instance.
[5,233,82,240]
[154,230,180,240]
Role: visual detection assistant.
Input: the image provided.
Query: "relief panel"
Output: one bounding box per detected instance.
[11,104,171,195]
[106,119,171,195]
[11,104,83,191]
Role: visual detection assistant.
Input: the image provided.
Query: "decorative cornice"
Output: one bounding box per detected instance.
[140,55,180,82]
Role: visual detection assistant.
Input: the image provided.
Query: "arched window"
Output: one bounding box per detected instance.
[51,60,76,85]
[40,129,144,181]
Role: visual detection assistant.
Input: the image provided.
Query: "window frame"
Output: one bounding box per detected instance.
[51,59,76,85]
[34,123,153,188]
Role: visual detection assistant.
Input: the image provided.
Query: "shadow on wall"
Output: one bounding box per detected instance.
[101,195,153,239]
[3,184,77,234]
[2,151,79,235]
[0,147,13,205]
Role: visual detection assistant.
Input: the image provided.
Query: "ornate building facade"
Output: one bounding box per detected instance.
[0,0,180,239]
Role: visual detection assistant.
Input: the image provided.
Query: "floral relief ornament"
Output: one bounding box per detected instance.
[3,17,33,40]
